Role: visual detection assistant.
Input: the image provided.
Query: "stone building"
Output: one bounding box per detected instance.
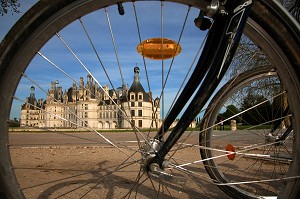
[20,86,45,127]
[20,67,160,129]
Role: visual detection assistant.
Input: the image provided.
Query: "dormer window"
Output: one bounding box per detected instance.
[138,92,143,101]
[130,92,135,101]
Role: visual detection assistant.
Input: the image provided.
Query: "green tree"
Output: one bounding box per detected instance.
[241,93,272,125]
[9,118,20,127]
[0,0,20,15]
[279,0,300,23]
[220,105,241,124]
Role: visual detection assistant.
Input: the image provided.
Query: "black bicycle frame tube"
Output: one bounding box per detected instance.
[154,0,253,164]
[155,23,217,140]
[277,124,293,142]
[270,106,290,133]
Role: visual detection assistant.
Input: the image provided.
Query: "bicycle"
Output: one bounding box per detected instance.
[200,65,295,198]
[1,0,300,198]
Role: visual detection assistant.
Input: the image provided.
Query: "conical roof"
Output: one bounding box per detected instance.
[127,67,151,102]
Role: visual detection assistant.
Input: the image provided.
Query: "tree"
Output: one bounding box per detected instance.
[220,105,241,124]
[279,0,300,23]
[9,118,20,127]
[241,93,272,125]
[226,35,270,80]
[0,0,20,15]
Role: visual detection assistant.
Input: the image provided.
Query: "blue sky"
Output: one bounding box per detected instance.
[1,1,209,120]
[0,0,37,39]
[1,0,37,119]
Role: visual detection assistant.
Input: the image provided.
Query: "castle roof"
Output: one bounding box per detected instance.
[126,67,151,102]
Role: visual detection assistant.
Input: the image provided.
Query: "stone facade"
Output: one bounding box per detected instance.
[20,67,160,129]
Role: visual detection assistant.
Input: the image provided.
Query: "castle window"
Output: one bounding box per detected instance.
[138,110,142,117]
[138,102,142,107]
[131,102,135,107]
[138,120,142,127]
[130,93,135,101]
[130,110,135,116]
[138,93,143,100]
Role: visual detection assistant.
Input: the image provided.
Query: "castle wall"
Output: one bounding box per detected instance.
[20,72,161,130]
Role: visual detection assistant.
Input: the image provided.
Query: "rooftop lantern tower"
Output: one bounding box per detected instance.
[30,86,35,99]
[134,66,140,82]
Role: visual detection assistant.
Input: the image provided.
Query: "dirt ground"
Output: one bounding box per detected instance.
[10,146,228,199]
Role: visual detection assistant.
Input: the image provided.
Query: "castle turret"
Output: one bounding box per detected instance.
[126,67,150,102]
[30,86,35,99]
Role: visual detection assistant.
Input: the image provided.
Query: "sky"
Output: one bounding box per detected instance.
[1,1,210,120]
[1,0,38,119]
[0,0,37,39]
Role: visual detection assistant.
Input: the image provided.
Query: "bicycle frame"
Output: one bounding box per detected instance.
[152,0,253,165]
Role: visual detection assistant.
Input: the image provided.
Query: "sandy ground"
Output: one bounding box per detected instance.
[9,131,287,198]
[10,146,228,199]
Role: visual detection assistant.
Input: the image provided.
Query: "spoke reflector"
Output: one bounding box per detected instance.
[137,38,181,60]
[226,144,236,160]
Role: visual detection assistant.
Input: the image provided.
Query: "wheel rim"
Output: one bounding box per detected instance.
[1,0,300,198]
[199,16,300,198]
[200,67,293,198]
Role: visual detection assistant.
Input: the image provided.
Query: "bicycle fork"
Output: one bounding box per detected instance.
[143,0,253,182]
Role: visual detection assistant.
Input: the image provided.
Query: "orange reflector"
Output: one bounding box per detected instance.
[137,38,181,60]
[225,144,236,160]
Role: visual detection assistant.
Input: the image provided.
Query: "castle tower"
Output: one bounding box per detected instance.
[30,86,35,99]
[127,67,151,103]
[121,66,154,128]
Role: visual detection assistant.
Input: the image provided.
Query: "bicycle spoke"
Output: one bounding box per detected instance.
[37,49,155,150]
[132,2,155,136]
[3,1,300,198]
[78,18,117,95]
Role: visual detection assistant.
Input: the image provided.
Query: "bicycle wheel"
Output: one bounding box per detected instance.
[0,0,300,198]
[200,65,296,198]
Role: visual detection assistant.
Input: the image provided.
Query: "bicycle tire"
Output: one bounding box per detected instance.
[199,66,296,198]
[0,0,300,198]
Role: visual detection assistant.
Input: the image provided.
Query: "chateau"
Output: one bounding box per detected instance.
[20,67,161,129]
